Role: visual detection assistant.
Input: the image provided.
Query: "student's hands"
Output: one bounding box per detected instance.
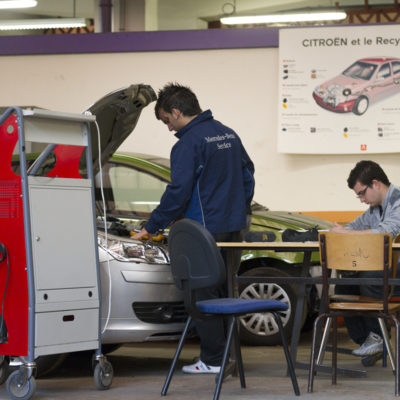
[330,222,347,233]
[131,227,152,240]
[330,223,372,234]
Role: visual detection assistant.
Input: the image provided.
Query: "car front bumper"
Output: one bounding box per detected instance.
[99,258,185,344]
[312,91,356,113]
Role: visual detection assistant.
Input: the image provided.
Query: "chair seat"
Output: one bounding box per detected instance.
[330,302,400,311]
[330,294,382,302]
[331,294,400,303]
[197,298,288,315]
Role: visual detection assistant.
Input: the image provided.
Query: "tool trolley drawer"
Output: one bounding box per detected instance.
[35,287,99,312]
[35,308,98,347]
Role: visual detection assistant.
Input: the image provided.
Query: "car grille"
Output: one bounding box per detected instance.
[133,302,186,324]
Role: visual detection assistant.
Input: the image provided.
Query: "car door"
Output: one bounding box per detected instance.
[391,60,400,92]
[369,62,394,103]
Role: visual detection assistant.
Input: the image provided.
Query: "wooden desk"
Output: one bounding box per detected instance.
[217,242,320,250]
[217,241,318,371]
[217,241,400,376]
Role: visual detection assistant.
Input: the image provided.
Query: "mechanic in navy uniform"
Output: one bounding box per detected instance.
[132,83,255,374]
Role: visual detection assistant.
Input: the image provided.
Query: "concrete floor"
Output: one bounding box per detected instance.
[1,328,398,400]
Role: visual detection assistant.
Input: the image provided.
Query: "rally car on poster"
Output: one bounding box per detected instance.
[313,57,400,115]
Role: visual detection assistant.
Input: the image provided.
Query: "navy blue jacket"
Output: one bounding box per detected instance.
[145,110,255,235]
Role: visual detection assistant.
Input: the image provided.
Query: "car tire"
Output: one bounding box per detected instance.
[8,354,67,379]
[353,96,369,115]
[238,266,306,346]
[101,344,123,354]
[34,354,67,377]
[0,356,8,385]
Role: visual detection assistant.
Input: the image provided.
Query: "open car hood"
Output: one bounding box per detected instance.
[25,84,156,178]
[83,84,156,175]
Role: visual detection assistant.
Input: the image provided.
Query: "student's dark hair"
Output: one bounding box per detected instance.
[347,160,390,189]
[155,83,202,119]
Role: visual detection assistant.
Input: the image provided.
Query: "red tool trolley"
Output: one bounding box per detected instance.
[0,107,113,400]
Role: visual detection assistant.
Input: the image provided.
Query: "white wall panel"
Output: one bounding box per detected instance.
[0,48,399,212]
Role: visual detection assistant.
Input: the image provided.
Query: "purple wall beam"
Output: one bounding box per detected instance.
[0,27,279,56]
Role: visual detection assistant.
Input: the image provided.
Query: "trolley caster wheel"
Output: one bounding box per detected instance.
[6,370,36,400]
[0,357,9,385]
[94,361,113,390]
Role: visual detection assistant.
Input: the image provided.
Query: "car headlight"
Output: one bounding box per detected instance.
[314,85,324,96]
[342,88,351,96]
[98,233,169,264]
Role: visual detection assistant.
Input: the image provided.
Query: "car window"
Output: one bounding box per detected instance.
[11,154,46,176]
[342,61,377,81]
[377,63,391,80]
[97,162,167,216]
[392,61,400,76]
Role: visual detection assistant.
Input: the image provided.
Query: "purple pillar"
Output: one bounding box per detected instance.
[99,0,113,33]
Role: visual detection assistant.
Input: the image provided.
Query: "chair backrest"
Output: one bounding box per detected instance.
[168,219,226,292]
[319,232,392,272]
[393,234,400,277]
[389,234,400,298]
[319,232,392,311]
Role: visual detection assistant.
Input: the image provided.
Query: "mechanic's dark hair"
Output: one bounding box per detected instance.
[155,83,202,119]
[347,160,390,189]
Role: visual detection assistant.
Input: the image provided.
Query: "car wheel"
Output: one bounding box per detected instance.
[101,343,123,354]
[353,96,369,115]
[238,266,306,346]
[34,354,67,377]
[0,356,8,385]
[9,354,66,379]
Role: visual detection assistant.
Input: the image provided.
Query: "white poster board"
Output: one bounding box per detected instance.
[278,25,400,154]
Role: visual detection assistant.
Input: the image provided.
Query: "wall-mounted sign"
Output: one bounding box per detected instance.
[278,25,400,154]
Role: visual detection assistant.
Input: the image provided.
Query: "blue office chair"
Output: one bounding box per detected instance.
[161,218,300,400]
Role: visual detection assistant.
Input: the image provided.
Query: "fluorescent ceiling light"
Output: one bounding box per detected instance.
[0,18,87,30]
[0,0,37,9]
[221,11,347,25]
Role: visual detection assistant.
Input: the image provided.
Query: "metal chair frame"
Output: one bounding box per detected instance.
[308,232,400,396]
[162,219,299,400]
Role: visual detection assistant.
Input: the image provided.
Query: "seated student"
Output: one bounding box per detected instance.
[330,160,400,365]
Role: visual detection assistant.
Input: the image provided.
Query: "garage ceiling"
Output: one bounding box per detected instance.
[0,0,397,33]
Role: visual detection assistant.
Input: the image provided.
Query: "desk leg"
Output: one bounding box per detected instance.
[226,248,235,298]
[291,251,367,378]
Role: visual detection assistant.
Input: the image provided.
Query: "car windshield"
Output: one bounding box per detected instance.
[96,161,168,217]
[95,158,270,218]
[342,61,377,81]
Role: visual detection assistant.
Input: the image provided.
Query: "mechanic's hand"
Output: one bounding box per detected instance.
[330,222,347,233]
[131,227,153,240]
